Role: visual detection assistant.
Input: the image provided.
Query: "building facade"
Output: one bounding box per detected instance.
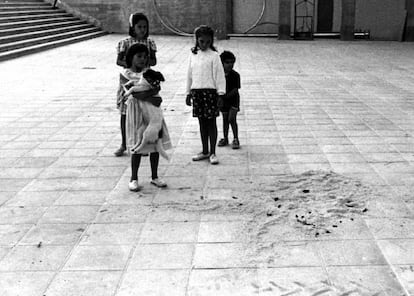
[47,0,414,41]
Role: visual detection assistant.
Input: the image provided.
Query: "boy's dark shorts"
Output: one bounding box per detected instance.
[220,98,240,113]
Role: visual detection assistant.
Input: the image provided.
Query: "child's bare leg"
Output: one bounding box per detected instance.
[229,108,238,139]
[222,112,229,140]
[218,112,229,147]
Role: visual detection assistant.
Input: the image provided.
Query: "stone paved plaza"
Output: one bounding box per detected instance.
[0,35,413,295]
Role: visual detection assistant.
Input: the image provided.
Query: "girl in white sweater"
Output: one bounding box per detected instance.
[186,25,226,165]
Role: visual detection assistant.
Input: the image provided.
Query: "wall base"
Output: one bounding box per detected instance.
[404,26,414,41]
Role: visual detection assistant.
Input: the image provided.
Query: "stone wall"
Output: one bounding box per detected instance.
[355,0,406,40]
[405,0,414,41]
[49,0,413,41]
[48,0,229,38]
[232,0,279,34]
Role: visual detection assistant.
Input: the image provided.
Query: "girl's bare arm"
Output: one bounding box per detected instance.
[116,52,127,68]
[148,50,157,67]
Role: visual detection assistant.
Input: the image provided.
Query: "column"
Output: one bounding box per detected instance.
[279,0,292,39]
[215,0,231,39]
[340,0,356,40]
[405,0,414,41]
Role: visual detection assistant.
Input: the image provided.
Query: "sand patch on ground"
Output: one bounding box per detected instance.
[156,170,374,238]
[154,170,382,262]
[151,171,406,295]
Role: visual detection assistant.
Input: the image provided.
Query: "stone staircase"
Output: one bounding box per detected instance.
[0,0,107,61]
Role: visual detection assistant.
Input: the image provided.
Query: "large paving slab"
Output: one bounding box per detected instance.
[0,35,413,295]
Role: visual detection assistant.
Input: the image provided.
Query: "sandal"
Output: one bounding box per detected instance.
[232,139,240,149]
[217,138,228,147]
[128,180,141,192]
[114,146,126,157]
[151,178,167,188]
[192,152,210,161]
[209,154,219,165]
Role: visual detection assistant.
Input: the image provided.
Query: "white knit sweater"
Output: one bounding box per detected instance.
[186,49,226,95]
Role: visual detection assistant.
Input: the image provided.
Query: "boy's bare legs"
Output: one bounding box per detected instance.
[218,112,229,146]
[229,108,239,149]
[229,108,238,139]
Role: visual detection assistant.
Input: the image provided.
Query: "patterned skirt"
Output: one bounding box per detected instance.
[189,89,219,119]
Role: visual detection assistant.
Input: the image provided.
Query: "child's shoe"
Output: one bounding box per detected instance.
[192,152,210,161]
[209,154,219,165]
[151,178,167,188]
[232,139,240,149]
[128,180,140,192]
[114,146,126,157]
[217,138,228,147]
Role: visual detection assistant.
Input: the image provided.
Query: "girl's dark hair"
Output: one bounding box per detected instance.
[125,43,149,68]
[220,50,236,62]
[191,25,217,54]
[128,12,149,39]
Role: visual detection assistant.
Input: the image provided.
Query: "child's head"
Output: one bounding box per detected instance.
[143,69,165,88]
[129,12,149,39]
[220,50,236,73]
[125,43,149,70]
[192,25,217,54]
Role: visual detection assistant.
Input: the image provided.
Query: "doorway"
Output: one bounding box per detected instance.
[317,0,334,32]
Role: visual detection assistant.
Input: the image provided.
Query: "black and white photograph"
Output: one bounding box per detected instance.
[0,0,413,295]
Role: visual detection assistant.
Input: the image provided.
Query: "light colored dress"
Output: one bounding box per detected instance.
[116,37,157,58]
[116,37,157,115]
[122,68,172,155]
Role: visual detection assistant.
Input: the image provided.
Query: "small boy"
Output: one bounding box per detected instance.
[218,50,241,149]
